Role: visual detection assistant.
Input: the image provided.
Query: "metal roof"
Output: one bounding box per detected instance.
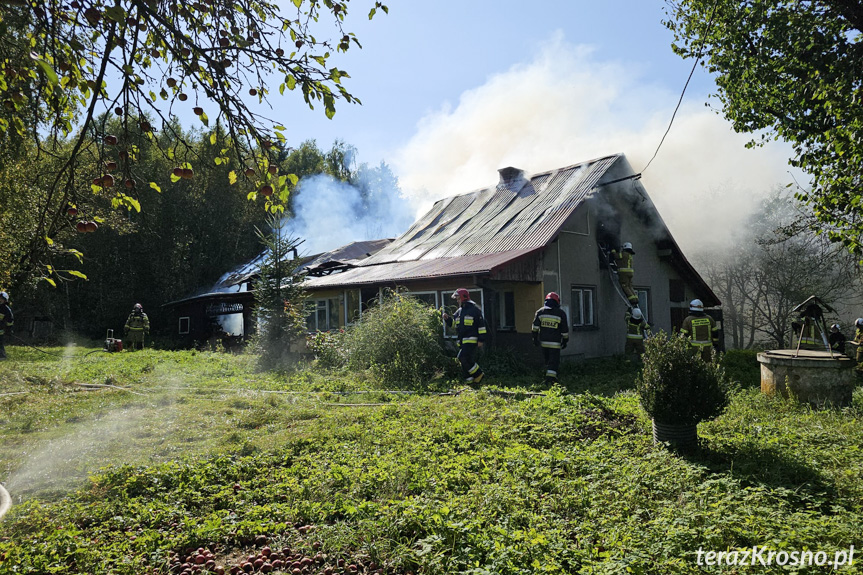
[302,248,540,288]
[303,155,622,290]
[362,154,621,265]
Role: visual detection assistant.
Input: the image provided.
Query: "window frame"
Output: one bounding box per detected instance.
[178,316,190,335]
[570,285,597,329]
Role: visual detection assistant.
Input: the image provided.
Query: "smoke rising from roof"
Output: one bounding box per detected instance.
[289,167,415,256]
[393,33,801,253]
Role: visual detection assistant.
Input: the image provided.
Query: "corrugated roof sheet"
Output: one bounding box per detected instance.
[361,154,620,265]
[303,249,539,288]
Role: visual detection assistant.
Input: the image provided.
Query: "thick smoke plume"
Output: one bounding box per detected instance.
[289,167,415,256]
[393,33,802,253]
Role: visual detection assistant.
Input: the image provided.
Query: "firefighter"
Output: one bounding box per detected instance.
[624,307,650,360]
[124,303,150,351]
[680,299,719,362]
[532,292,570,384]
[443,288,486,384]
[848,318,863,364]
[610,242,639,307]
[829,323,847,354]
[0,291,13,361]
[791,304,820,350]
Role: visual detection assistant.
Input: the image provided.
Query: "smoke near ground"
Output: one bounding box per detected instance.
[393,33,800,254]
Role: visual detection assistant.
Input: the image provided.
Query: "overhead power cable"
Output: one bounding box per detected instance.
[642,0,721,175]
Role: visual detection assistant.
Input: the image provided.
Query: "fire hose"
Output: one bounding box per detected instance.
[0,482,11,521]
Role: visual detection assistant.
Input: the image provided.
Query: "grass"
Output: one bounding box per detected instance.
[1,345,863,574]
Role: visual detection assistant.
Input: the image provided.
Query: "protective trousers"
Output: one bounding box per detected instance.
[542,347,560,382]
[618,272,639,305]
[457,342,483,382]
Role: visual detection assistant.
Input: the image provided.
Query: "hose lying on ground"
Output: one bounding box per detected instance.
[0,483,11,521]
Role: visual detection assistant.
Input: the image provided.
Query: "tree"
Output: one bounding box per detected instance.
[664,0,863,253]
[253,214,306,370]
[694,191,861,349]
[0,0,387,285]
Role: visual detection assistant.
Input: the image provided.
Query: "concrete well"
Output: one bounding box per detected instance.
[757,349,856,407]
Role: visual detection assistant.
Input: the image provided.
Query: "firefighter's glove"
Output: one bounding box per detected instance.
[533,336,539,347]
[561,340,568,350]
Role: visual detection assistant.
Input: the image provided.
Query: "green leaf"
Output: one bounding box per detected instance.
[32,57,59,86]
[149,182,162,193]
[229,170,237,185]
[45,236,54,246]
[200,112,209,127]
[43,277,57,287]
[210,132,217,145]
[67,270,88,280]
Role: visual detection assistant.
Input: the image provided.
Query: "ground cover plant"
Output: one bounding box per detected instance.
[1,346,863,574]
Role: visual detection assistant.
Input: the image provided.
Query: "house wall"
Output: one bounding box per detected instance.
[544,164,709,360]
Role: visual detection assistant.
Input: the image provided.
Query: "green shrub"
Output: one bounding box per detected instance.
[343,293,449,389]
[635,330,730,425]
[308,329,348,368]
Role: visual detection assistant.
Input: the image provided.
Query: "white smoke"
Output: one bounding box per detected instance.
[393,32,802,253]
[289,170,415,256]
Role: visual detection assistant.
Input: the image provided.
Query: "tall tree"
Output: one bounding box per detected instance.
[664,0,863,253]
[695,191,861,349]
[0,0,387,286]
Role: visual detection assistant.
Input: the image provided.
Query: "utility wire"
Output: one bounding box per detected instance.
[642,1,721,174]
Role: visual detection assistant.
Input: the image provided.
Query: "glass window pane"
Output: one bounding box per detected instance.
[346,290,361,324]
[585,290,594,325]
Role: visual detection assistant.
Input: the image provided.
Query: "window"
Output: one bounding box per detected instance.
[636,288,650,322]
[407,291,438,308]
[669,278,686,303]
[570,286,596,327]
[440,288,484,338]
[499,291,515,330]
[179,316,190,335]
[345,289,361,325]
[305,298,340,332]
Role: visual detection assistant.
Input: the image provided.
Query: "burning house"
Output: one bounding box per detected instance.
[301,153,721,360]
[163,238,393,347]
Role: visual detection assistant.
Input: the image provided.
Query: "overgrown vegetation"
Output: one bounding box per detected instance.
[340,293,452,390]
[2,347,863,574]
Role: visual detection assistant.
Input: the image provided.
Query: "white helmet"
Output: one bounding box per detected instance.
[0,291,7,301]
[622,242,634,252]
[690,299,704,312]
[856,318,863,328]
[831,323,840,331]
[631,308,643,320]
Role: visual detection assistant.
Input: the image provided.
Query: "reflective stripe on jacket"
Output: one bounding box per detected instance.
[532,305,570,348]
[612,250,633,273]
[125,312,150,332]
[626,315,649,340]
[447,301,486,345]
[681,313,717,347]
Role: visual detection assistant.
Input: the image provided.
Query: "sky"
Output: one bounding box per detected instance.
[196,1,802,255]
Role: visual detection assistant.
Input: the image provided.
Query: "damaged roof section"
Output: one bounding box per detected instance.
[363,154,621,264]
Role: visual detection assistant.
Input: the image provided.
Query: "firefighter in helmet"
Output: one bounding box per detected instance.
[680,299,719,362]
[532,292,570,384]
[829,323,847,355]
[610,242,639,307]
[443,288,486,384]
[0,291,13,361]
[124,303,150,350]
[624,307,650,360]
